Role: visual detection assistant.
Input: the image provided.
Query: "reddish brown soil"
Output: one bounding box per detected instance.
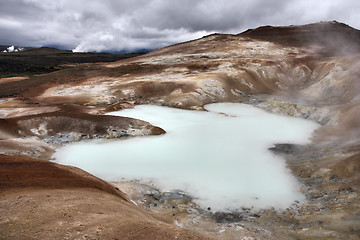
[0,154,216,240]
[0,154,126,198]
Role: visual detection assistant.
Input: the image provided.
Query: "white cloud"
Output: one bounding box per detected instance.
[0,18,23,28]
[0,0,359,52]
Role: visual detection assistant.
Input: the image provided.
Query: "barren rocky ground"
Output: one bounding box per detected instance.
[1,21,359,239]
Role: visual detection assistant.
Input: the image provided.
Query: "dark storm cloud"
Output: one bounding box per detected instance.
[0,0,359,52]
[133,0,288,32]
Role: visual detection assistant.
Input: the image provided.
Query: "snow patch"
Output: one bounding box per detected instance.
[3,45,24,53]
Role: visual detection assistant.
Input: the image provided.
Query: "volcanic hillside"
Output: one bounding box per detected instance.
[1,21,360,239]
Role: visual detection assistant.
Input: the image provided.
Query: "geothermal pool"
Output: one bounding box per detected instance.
[55,103,319,211]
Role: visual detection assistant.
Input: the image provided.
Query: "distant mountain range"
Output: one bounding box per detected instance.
[0,46,149,78]
[0,45,153,54]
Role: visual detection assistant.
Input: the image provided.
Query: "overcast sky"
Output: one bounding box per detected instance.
[0,0,359,52]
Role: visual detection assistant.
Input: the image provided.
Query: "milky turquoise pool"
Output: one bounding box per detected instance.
[54,103,319,211]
